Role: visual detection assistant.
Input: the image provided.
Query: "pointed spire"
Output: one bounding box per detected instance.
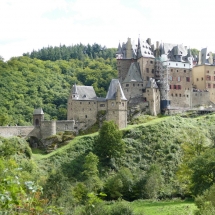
[72,83,78,94]
[116,42,122,54]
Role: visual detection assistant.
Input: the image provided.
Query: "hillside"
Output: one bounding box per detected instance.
[32,114,215,213]
[1,114,215,214]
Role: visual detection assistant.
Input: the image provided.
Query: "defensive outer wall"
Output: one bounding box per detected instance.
[0,120,75,140]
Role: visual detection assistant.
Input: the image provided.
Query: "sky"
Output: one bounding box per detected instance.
[0,0,215,61]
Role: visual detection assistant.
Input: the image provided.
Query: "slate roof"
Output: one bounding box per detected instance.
[106,79,127,100]
[72,85,97,100]
[146,78,158,88]
[33,108,44,115]
[123,62,143,83]
[160,43,190,62]
[137,39,155,59]
[116,43,122,54]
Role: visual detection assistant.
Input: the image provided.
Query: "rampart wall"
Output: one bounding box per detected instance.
[0,126,34,138]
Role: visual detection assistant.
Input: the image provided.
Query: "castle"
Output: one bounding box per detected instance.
[0,37,215,141]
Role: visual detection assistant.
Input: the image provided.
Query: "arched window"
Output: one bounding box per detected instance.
[35,119,39,127]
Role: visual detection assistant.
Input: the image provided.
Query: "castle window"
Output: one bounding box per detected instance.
[202,77,204,81]
[179,94,181,97]
[80,102,82,104]
[186,77,190,82]
[174,85,177,89]
[150,61,153,64]
[133,84,135,86]
[89,102,90,104]
[184,70,186,73]
[177,70,178,72]
[213,84,215,88]
[171,94,173,97]
[112,102,114,106]
[175,94,178,97]
[141,84,143,86]
[178,85,181,89]
[208,83,211,88]
[83,108,84,111]
[184,64,185,67]
[197,78,199,81]
[152,69,154,73]
[178,77,181,82]
[122,103,124,106]
[176,63,178,66]
[169,85,172,89]
[146,68,149,73]
[85,115,87,118]
[206,75,211,81]
[187,95,189,97]
[147,77,149,81]
[169,76,172,81]
[207,70,209,73]
[171,69,173,72]
[138,84,139,86]
[73,95,76,97]
[94,102,96,104]
[100,104,105,107]
[126,84,129,87]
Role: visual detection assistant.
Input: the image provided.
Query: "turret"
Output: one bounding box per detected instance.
[33,108,44,127]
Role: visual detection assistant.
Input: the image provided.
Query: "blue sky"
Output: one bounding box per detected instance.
[0,0,214,60]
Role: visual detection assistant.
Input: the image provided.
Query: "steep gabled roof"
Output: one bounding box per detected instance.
[123,62,143,83]
[72,85,97,100]
[137,39,155,59]
[106,79,127,100]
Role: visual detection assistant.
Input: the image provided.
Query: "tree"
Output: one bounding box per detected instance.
[95,121,125,166]
[189,148,215,195]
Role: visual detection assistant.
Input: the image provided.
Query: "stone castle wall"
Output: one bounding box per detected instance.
[191,91,211,107]
[0,126,34,138]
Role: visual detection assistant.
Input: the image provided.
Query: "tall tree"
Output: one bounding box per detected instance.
[95,121,125,166]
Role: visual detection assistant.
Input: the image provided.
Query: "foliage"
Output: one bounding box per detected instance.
[189,148,215,195]
[95,121,125,166]
[195,183,215,215]
[23,43,117,62]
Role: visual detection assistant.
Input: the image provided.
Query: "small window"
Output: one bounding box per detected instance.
[80,102,82,104]
[126,84,129,87]
[178,85,181,89]
[112,102,114,106]
[133,84,135,86]
[176,63,178,66]
[147,77,149,81]
[184,70,186,73]
[73,95,76,97]
[85,115,87,118]
[187,95,189,97]
[201,77,204,81]
[197,78,199,81]
[146,68,149,73]
[179,94,181,97]
[208,83,211,88]
[150,61,153,64]
[171,69,173,72]
[89,102,90,104]
[152,69,154,73]
[213,84,215,88]
[186,77,190,82]
[177,70,178,72]
[174,85,177,89]
[175,94,178,97]
[184,64,185,67]
[178,77,181,82]
[207,70,209,73]
[100,104,105,107]
[94,102,96,104]
[122,103,124,106]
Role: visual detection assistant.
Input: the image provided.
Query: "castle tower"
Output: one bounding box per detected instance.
[144,78,160,116]
[33,108,44,127]
[106,79,127,129]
